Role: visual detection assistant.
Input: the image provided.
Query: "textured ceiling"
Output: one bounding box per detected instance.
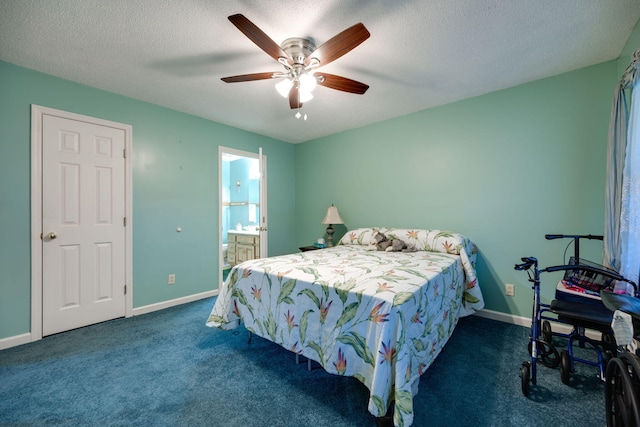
[1,1,639,143]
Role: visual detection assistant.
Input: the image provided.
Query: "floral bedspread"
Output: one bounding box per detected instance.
[206,228,484,427]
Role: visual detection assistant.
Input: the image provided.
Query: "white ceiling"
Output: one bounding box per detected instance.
[1,1,639,144]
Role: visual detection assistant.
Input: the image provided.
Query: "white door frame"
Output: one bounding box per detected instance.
[218,146,267,287]
[30,105,133,342]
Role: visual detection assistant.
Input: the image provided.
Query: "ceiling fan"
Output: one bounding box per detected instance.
[221,14,370,109]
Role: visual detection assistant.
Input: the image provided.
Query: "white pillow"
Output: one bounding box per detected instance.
[338,227,386,246]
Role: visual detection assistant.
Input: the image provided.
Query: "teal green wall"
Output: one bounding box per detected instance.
[0,60,296,340]
[3,18,639,341]
[295,61,618,318]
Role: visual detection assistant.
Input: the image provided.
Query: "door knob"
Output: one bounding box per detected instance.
[48,232,58,240]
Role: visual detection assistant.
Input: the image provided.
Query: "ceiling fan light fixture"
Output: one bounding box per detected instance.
[299,90,314,103]
[275,78,293,98]
[299,73,317,93]
[223,15,370,110]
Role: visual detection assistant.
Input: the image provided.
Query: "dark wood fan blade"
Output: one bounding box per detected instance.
[306,23,370,67]
[221,72,277,83]
[228,14,289,63]
[316,73,369,94]
[289,85,302,109]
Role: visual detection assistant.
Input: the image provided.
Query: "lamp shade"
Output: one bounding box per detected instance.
[321,205,344,225]
[275,78,293,98]
[299,73,317,92]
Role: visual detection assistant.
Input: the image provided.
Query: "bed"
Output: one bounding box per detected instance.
[206,227,484,427]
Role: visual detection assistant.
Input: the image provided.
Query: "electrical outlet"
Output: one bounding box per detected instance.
[505,283,515,296]
[168,274,176,285]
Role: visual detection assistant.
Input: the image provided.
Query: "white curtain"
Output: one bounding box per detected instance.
[603,85,628,272]
[620,76,640,284]
[605,49,640,286]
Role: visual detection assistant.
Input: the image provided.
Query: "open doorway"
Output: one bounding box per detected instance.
[218,147,267,286]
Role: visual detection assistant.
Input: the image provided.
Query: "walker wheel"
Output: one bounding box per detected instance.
[560,350,571,385]
[602,332,617,358]
[605,356,640,426]
[542,320,553,346]
[528,339,560,368]
[520,362,531,397]
[619,352,640,381]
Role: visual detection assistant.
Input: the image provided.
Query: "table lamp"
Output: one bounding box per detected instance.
[321,204,344,247]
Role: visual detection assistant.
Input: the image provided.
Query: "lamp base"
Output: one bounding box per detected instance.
[326,224,335,247]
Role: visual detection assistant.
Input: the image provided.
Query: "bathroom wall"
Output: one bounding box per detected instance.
[225,157,260,237]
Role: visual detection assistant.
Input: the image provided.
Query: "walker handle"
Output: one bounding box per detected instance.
[545,234,563,240]
[544,234,603,261]
[515,257,537,271]
[545,234,603,240]
[543,264,625,281]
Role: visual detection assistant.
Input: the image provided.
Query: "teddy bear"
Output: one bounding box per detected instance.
[388,238,406,252]
[368,231,417,252]
[386,236,417,252]
[402,241,417,252]
[369,230,393,251]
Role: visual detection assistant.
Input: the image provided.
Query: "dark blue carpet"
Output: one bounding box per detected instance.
[0,297,606,426]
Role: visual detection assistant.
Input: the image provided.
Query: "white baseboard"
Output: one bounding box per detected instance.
[2,297,605,352]
[132,289,218,316]
[0,290,219,351]
[474,308,600,339]
[0,333,32,351]
[474,308,530,327]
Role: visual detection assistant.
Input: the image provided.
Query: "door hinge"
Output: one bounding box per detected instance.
[123,217,127,226]
[123,148,127,158]
[124,284,127,295]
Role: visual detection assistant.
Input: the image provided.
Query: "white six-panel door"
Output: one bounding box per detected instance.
[41,114,126,336]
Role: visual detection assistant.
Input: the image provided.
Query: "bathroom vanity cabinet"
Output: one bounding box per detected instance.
[227,231,260,266]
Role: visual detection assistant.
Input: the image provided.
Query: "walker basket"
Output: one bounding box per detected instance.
[563,256,618,293]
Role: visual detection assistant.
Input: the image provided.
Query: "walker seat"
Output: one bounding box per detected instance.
[550,298,615,332]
